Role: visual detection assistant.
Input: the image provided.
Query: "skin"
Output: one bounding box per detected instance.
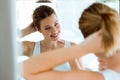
[18,2,120,80]
[19,13,83,71]
[20,31,102,78]
[20,30,120,80]
[22,14,75,55]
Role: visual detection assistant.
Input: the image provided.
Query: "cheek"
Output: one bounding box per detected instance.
[57,27,61,33]
[41,31,51,37]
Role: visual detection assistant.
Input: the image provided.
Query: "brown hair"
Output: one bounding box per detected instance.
[79,3,120,56]
[31,5,55,30]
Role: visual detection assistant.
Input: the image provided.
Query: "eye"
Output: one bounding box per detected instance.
[54,22,59,26]
[44,27,51,30]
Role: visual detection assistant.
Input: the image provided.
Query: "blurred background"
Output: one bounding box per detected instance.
[16,0,119,71]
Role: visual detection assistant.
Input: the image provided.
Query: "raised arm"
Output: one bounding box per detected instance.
[25,70,103,80]
[20,23,36,38]
[22,31,102,77]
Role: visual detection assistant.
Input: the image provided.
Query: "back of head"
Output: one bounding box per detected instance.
[32,5,55,30]
[79,2,120,57]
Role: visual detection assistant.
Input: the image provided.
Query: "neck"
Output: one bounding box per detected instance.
[41,39,58,48]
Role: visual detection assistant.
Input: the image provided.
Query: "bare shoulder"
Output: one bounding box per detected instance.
[61,39,76,44]
[21,41,35,57]
[58,39,76,46]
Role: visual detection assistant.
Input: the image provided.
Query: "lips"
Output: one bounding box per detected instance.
[50,34,58,38]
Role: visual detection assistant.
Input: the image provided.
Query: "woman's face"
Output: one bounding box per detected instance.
[39,13,61,41]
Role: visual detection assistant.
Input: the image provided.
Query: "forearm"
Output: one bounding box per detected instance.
[23,31,102,75]
[20,23,36,38]
[23,44,88,74]
[25,70,103,80]
[25,71,67,80]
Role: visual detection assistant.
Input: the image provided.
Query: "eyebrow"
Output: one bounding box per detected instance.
[43,20,58,28]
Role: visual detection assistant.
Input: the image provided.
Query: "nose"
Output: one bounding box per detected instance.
[51,27,57,33]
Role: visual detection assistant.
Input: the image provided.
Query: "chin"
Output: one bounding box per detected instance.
[52,38,59,41]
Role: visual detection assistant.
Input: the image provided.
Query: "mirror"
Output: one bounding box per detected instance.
[16,0,120,78]
[16,0,119,43]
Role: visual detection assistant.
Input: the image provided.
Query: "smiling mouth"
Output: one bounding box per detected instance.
[50,34,58,38]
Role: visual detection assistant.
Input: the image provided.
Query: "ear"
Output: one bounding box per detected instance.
[37,28,42,33]
[39,30,42,33]
[34,26,38,31]
[35,27,42,33]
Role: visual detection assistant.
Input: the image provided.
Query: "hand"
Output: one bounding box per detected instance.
[98,58,107,71]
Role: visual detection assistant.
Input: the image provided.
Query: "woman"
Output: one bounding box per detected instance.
[19,5,82,71]
[21,3,120,80]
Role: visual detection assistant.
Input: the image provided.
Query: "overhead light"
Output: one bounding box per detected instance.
[36,0,52,3]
